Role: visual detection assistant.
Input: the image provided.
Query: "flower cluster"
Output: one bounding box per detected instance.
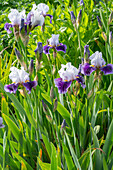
[4,3,52,45]
[4,67,37,94]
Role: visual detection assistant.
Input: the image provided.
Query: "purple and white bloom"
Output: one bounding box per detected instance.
[8,9,26,26]
[54,63,85,94]
[0,117,5,129]
[43,34,67,54]
[4,9,26,34]
[58,63,79,82]
[9,67,29,84]
[30,9,44,28]
[37,3,53,23]
[4,67,37,94]
[82,51,113,76]
[37,3,49,15]
[89,51,106,68]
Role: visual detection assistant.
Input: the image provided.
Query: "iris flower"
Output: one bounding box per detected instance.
[43,34,67,54]
[54,63,85,94]
[82,51,113,75]
[0,117,5,129]
[4,9,26,34]
[5,7,45,35]
[4,67,37,94]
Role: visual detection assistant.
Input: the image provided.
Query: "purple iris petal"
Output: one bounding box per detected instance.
[34,42,43,54]
[55,43,67,53]
[45,14,53,23]
[81,63,96,76]
[23,81,37,94]
[43,45,52,54]
[76,75,86,88]
[100,64,113,75]
[4,23,13,34]
[4,83,18,93]
[54,78,72,94]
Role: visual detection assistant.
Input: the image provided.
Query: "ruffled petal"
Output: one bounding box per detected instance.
[43,45,52,54]
[4,83,18,93]
[23,81,37,93]
[100,64,113,75]
[81,63,96,76]
[4,23,13,34]
[54,78,71,94]
[55,43,67,53]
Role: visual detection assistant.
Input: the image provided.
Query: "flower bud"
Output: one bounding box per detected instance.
[70,11,76,25]
[97,16,102,28]
[14,48,27,70]
[50,86,54,100]
[77,9,82,28]
[109,31,113,45]
[84,45,90,62]
[53,97,58,112]
[102,32,107,42]
[34,42,43,60]
[29,59,34,75]
[42,100,48,113]
[61,119,66,129]
[108,11,113,24]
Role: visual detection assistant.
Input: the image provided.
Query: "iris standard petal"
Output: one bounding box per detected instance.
[54,78,71,94]
[4,23,12,34]
[76,75,86,88]
[81,63,96,76]
[100,64,113,75]
[23,81,37,93]
[43,45,52,54]
[55,43,67,53]
[4,83,18,93]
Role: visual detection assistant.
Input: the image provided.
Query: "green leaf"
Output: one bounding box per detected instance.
[41,93,71,127]
[64,131,81,170]
[62,144,75,170]
[51,143,57,170]
[91,127,102,169]
[13,153,33,170]
[42,134,51,159]
[102,119,113,162]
